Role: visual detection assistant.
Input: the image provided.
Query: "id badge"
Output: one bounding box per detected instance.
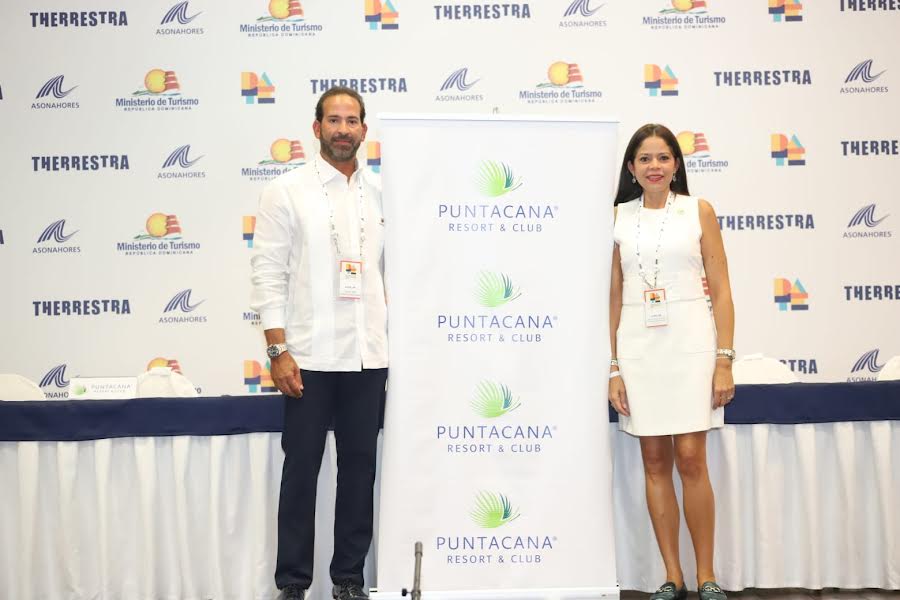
[643,288,668,327]
[338,259,362,299]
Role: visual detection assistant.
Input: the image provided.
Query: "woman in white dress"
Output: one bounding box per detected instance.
[608,124,736,600]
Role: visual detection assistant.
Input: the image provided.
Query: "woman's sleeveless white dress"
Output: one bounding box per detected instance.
[613,195,724,436]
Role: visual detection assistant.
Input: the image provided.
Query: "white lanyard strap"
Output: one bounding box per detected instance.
[635,192,674,290]
[314,159,366,259]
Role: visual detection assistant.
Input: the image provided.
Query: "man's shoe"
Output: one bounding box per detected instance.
[649,581,687,600]
[282,584,306,600]
[698,581,727,600]
[332,582,368,600]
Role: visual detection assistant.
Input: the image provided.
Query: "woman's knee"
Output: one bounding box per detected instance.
[674,441,708,481]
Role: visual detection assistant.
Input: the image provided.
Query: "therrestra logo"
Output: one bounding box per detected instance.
[645,64,678,96]
[477,160,522,197]
[470,491,521,528]
[366,0,399,29]
[476,271,522,307]
[471,381,521,418]
[769,0,802,22]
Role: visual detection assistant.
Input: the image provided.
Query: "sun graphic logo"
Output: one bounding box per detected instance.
[644,64,678,96]
[242,72,276,104]
[147,357,183,374]
[773,278,809,311]
[244,360,278,393]
[134,69,181,96]
[366,0,399,30]
[477,160,522,197]
[771,133,805,166]
[367,141,382,173]
[243,216,257,248]
[163,289,204,313]
[541,61,583,88]
[36,75,77,100]
[661,0,707,13]
[161,1,201,25]
[36,219,78,244]
[769,0,802,22]
[260,139,305,165]
[471,381,521,418]
[476,271,522,308]
[260,0,304,21]
[136,213,182,240]
[677,131,710,158]
[470,491,521,528]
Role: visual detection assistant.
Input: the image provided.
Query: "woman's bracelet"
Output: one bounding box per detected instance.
[716,348,736,361]
[609,371,621,379]
[610,358,619,367]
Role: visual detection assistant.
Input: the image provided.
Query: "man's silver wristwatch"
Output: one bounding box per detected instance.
[266,343,288,359]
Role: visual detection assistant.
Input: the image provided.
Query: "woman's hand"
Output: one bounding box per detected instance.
[608,373,630,416]
[712,361,735,408]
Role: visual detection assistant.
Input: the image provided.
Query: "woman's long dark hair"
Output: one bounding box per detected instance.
[613,123,690,205]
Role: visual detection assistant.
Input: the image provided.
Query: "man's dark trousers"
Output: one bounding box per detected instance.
[275,368,388,590]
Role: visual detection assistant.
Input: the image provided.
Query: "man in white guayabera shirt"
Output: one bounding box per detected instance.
[250,86,388,600]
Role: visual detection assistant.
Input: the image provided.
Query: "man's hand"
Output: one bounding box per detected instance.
[271,353,303,398]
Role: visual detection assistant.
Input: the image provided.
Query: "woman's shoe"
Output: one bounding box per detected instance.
[698,581,727,600]
[649,581,687,600]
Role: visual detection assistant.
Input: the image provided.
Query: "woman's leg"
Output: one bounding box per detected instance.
[673,431,716,586]
[640,435,683,587]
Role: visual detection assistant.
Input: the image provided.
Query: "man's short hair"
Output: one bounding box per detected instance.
[315,87,366,123]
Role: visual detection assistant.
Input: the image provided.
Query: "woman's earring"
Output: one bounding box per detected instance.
[631,176,636,184]
[672,173,677,183]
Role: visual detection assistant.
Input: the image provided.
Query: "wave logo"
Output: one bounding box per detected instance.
[476,271,522,308]
[147,357,183,373]
[262,139,305,165]
[564,0,603,17]
[162,144,203,169]
[161,1,201,24]
[163,289,204,313]
[367,141,382,173]
[470,491,521,528]
[37,219,78,244]
[243,216,257,248]
[36,75,77,99]
[771,133,805,166]
[441,67,480,92]
[136,213,182,240]
[39,364,70,389]
[471,381,521,418]
[242,72,275,104]
[478,161,522,197]
[845,59,885,84]
[366,0,399,30]
[244,360,277,393]
[260,0,304,21]
[851,349,884,375]
[773,278,809,311]
[661,0,707,13]
[541,61,583,88]
[134,69,181,96]
[677,131,710,158]
[645,64,678,96]
[769,0,803,22]
[848,204,889,228]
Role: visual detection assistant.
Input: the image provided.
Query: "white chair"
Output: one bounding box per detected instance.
[732,353,799,385]
[0,374,46,400]
[876,355,900,381]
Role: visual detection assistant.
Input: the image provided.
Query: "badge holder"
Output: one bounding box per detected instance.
[338,258,363,299]
[643,288,668,327]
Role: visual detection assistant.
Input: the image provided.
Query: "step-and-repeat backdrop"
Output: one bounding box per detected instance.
[0,1,898,397]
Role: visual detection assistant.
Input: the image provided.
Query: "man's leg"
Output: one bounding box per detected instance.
[275,370,337,590]
[330,368,387,586]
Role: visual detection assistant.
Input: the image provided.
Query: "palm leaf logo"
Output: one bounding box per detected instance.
[470,491,521,528]
[477,160,522,197]
[476,271,521,308]
[471,381,520,418]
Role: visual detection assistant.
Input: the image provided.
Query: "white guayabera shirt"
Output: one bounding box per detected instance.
[250,156,388,372]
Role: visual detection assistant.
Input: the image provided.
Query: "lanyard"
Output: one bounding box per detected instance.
[314,158,366,259]
[635,192,674,290]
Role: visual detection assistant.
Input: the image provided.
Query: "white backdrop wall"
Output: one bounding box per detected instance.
[0,1,898,394]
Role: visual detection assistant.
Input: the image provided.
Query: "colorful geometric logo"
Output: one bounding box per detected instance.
[851,349,884,374]
[470,491,521,528]
[366,0,399,30]
[136,213,182,240]
[644,64,678,97]
[243,216,257,248]
[39,364,69,388]
[661,0,707,14]
[161,1,201,24]
[471,381,521,418]
[163,289,204,313]
[770,133,805,166]
[161,144,203,169]
[677,131,710,158]
[35,75,77,99]
[769,0,802,22]
[261,139,305,165]
[477,160,522,197]
[36,219,78,244]
[244,359,277,393]
[476,271,522,308]
[147,357,183,373]
[540,62,583,88]
[242,72,275,104]
[847,204,889,229]
[564,0,603,17]
[367,141,382,173]
[441,67,480,92]
[259,0,304,21]
[134,69,181,96]
[773,278,808,311]
[845,59,885,84]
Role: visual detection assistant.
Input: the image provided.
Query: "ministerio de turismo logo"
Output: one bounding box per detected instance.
[240,0,324,38]
[677,131,729,174]
[520,62,602,105]
[115,69,198,112]
[643,0,725,30]
[116,213,201,257]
